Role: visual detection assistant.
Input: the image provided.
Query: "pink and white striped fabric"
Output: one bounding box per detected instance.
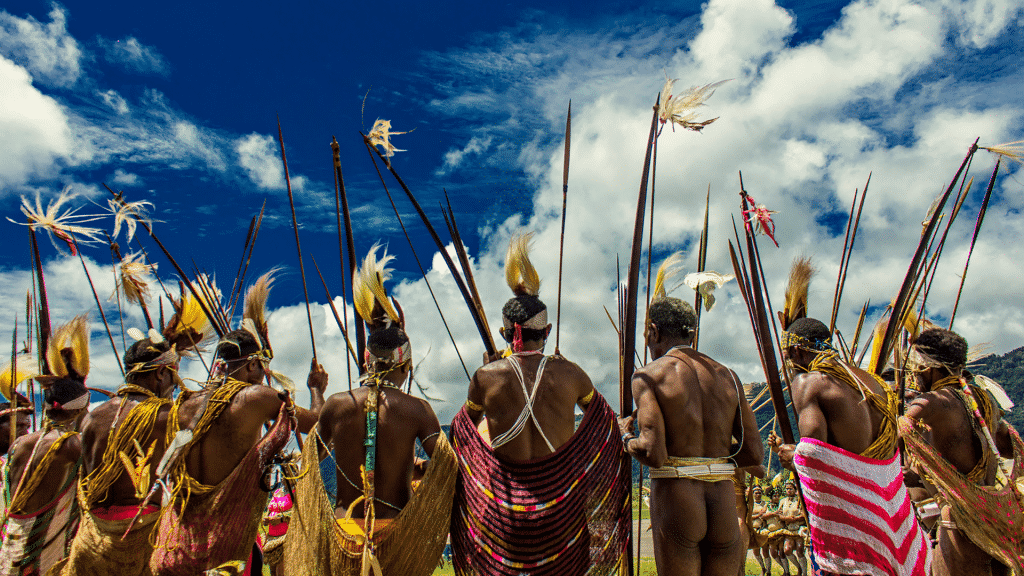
[793,438,931,576]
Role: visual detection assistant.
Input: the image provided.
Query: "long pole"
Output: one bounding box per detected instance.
[555,101,571,356]
[332,137,364,375]
[950,158,1000,328]
[277,118,318,362]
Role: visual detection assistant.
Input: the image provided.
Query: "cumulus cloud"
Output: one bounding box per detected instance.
[236,133,285,190]
[111,168,138,185]
[0,5,82,88]
[436,135,494,175]
[2,0,1023,425]
[98,36,169,76]
[0,56,75,189]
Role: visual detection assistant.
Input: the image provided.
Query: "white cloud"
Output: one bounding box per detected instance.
[235,133,285,190]
[0,56,75,188]
[97,89,129,115]
[436,135,494,175]
[0,5,82,88]
[98,36,169,76]
[111,168,138,185]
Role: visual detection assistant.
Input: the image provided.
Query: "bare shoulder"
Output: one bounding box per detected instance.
[905,390,953,423]
[323,389,362,416]
[57,431,83,460]
[790,371,831,395]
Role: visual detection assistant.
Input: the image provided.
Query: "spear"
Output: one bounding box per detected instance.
[829,175,869,335]
[849,301,870,360]
[363,136,496,357]
[870,140,978,375]
[75,243,126,378]
[332,137,365,374]
[918,177,973,319]
[618,96,660,576]
[362,146,471,381]
[28,227,51,375]
[693,188,710,350]
[277,118,318,362]
[310,256,361,369]
[555,101,571,357]
[440,193,493,347]
[104,184,224,339]
[9,317,17,448]
[950,158,1000,329]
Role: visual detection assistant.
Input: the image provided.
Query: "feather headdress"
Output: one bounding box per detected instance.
[164,275,222,352]
[780,257,814,331]
[651,252,686,301]
[113,251,157,307]
[242,270,276,352]
[353,244,401,330]
[7,188,105,255]
[0,354,39,403]
[683,271,734,311]
[41,315,90,383]
[505,233,541,297]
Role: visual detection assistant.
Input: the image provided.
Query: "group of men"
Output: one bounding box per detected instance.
[0,233,1020,576]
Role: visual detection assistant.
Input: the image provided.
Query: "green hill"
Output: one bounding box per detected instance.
[971,346,1024,432]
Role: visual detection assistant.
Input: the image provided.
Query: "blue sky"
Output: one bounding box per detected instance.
[2,0,1022,419]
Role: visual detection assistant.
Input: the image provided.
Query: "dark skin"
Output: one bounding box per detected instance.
[466,324,596,461]
[318,363,441,520]
[903,366,1013,576]
[769,347,890,467]
[616,323,764,576]
[78,365,177,509]
[6,409,85,514]
[176,357,326,487]
[0,411,31,456]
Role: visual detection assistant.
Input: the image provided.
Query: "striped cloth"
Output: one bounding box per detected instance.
[451,393,630,576]
[792,438,930,576]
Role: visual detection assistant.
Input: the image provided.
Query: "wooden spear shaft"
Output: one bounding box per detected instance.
[555,101,571,356]
[277,119,318,362]
[950,157,1000,329]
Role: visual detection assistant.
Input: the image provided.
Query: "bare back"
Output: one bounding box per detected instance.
[630,346,761,576]
[318,386,440,519]
[79,395,171,508]
[636,347,744,461]
[176,384,284,487]
[790,363,887,455]
[468,354,594,461]
[7,428,81,514]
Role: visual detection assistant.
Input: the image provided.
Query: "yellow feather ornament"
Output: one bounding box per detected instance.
[46,314,90,380]
[505,233,541,297]
[652,252,686,301]
[353,244,400,328]
[781,257,814,330]
[0,354,39,402]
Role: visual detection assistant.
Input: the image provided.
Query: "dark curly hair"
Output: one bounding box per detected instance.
[501,294,548,342]
[648,297,696,340]
[216,330,261,362]
[914,328,968,369]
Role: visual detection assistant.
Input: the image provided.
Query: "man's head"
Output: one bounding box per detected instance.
[646,297,696,356]
[785,481,797,496]
[44,377,90,422]
[364,326,412,387]
[216,329,268,385]
[752,485,763,500]
[0,393,32,452]
[500,294,549,351]
[124,337,180,397]
[909,328,968,390]
[781,317,833,369]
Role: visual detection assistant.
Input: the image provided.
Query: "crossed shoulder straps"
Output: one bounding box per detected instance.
[489,355,556,452]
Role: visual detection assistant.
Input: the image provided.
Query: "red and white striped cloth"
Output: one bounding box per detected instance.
[793,438,931,576]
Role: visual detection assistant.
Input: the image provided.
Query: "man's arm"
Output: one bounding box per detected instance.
[465,370,486,425]
[771,374,827,470]
[417,399,443,457]
[297,360,329,433]
[575,365,597,409]
[619,370,667,468]
[995,418,1013,459]
[732,370,764,473]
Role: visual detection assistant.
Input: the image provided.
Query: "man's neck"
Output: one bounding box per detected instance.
[655,339,690,359]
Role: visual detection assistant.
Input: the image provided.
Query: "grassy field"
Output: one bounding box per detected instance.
[432,555,796,575]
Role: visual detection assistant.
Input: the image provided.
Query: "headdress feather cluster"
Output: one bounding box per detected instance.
[354,244,402,330]
[780,257,814,331]
[652,252,686,301]
[45,315,90,381]
[505,233,541,297]
[0,355,39,403]
[163,275,222,354]
[239,270,277,355]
